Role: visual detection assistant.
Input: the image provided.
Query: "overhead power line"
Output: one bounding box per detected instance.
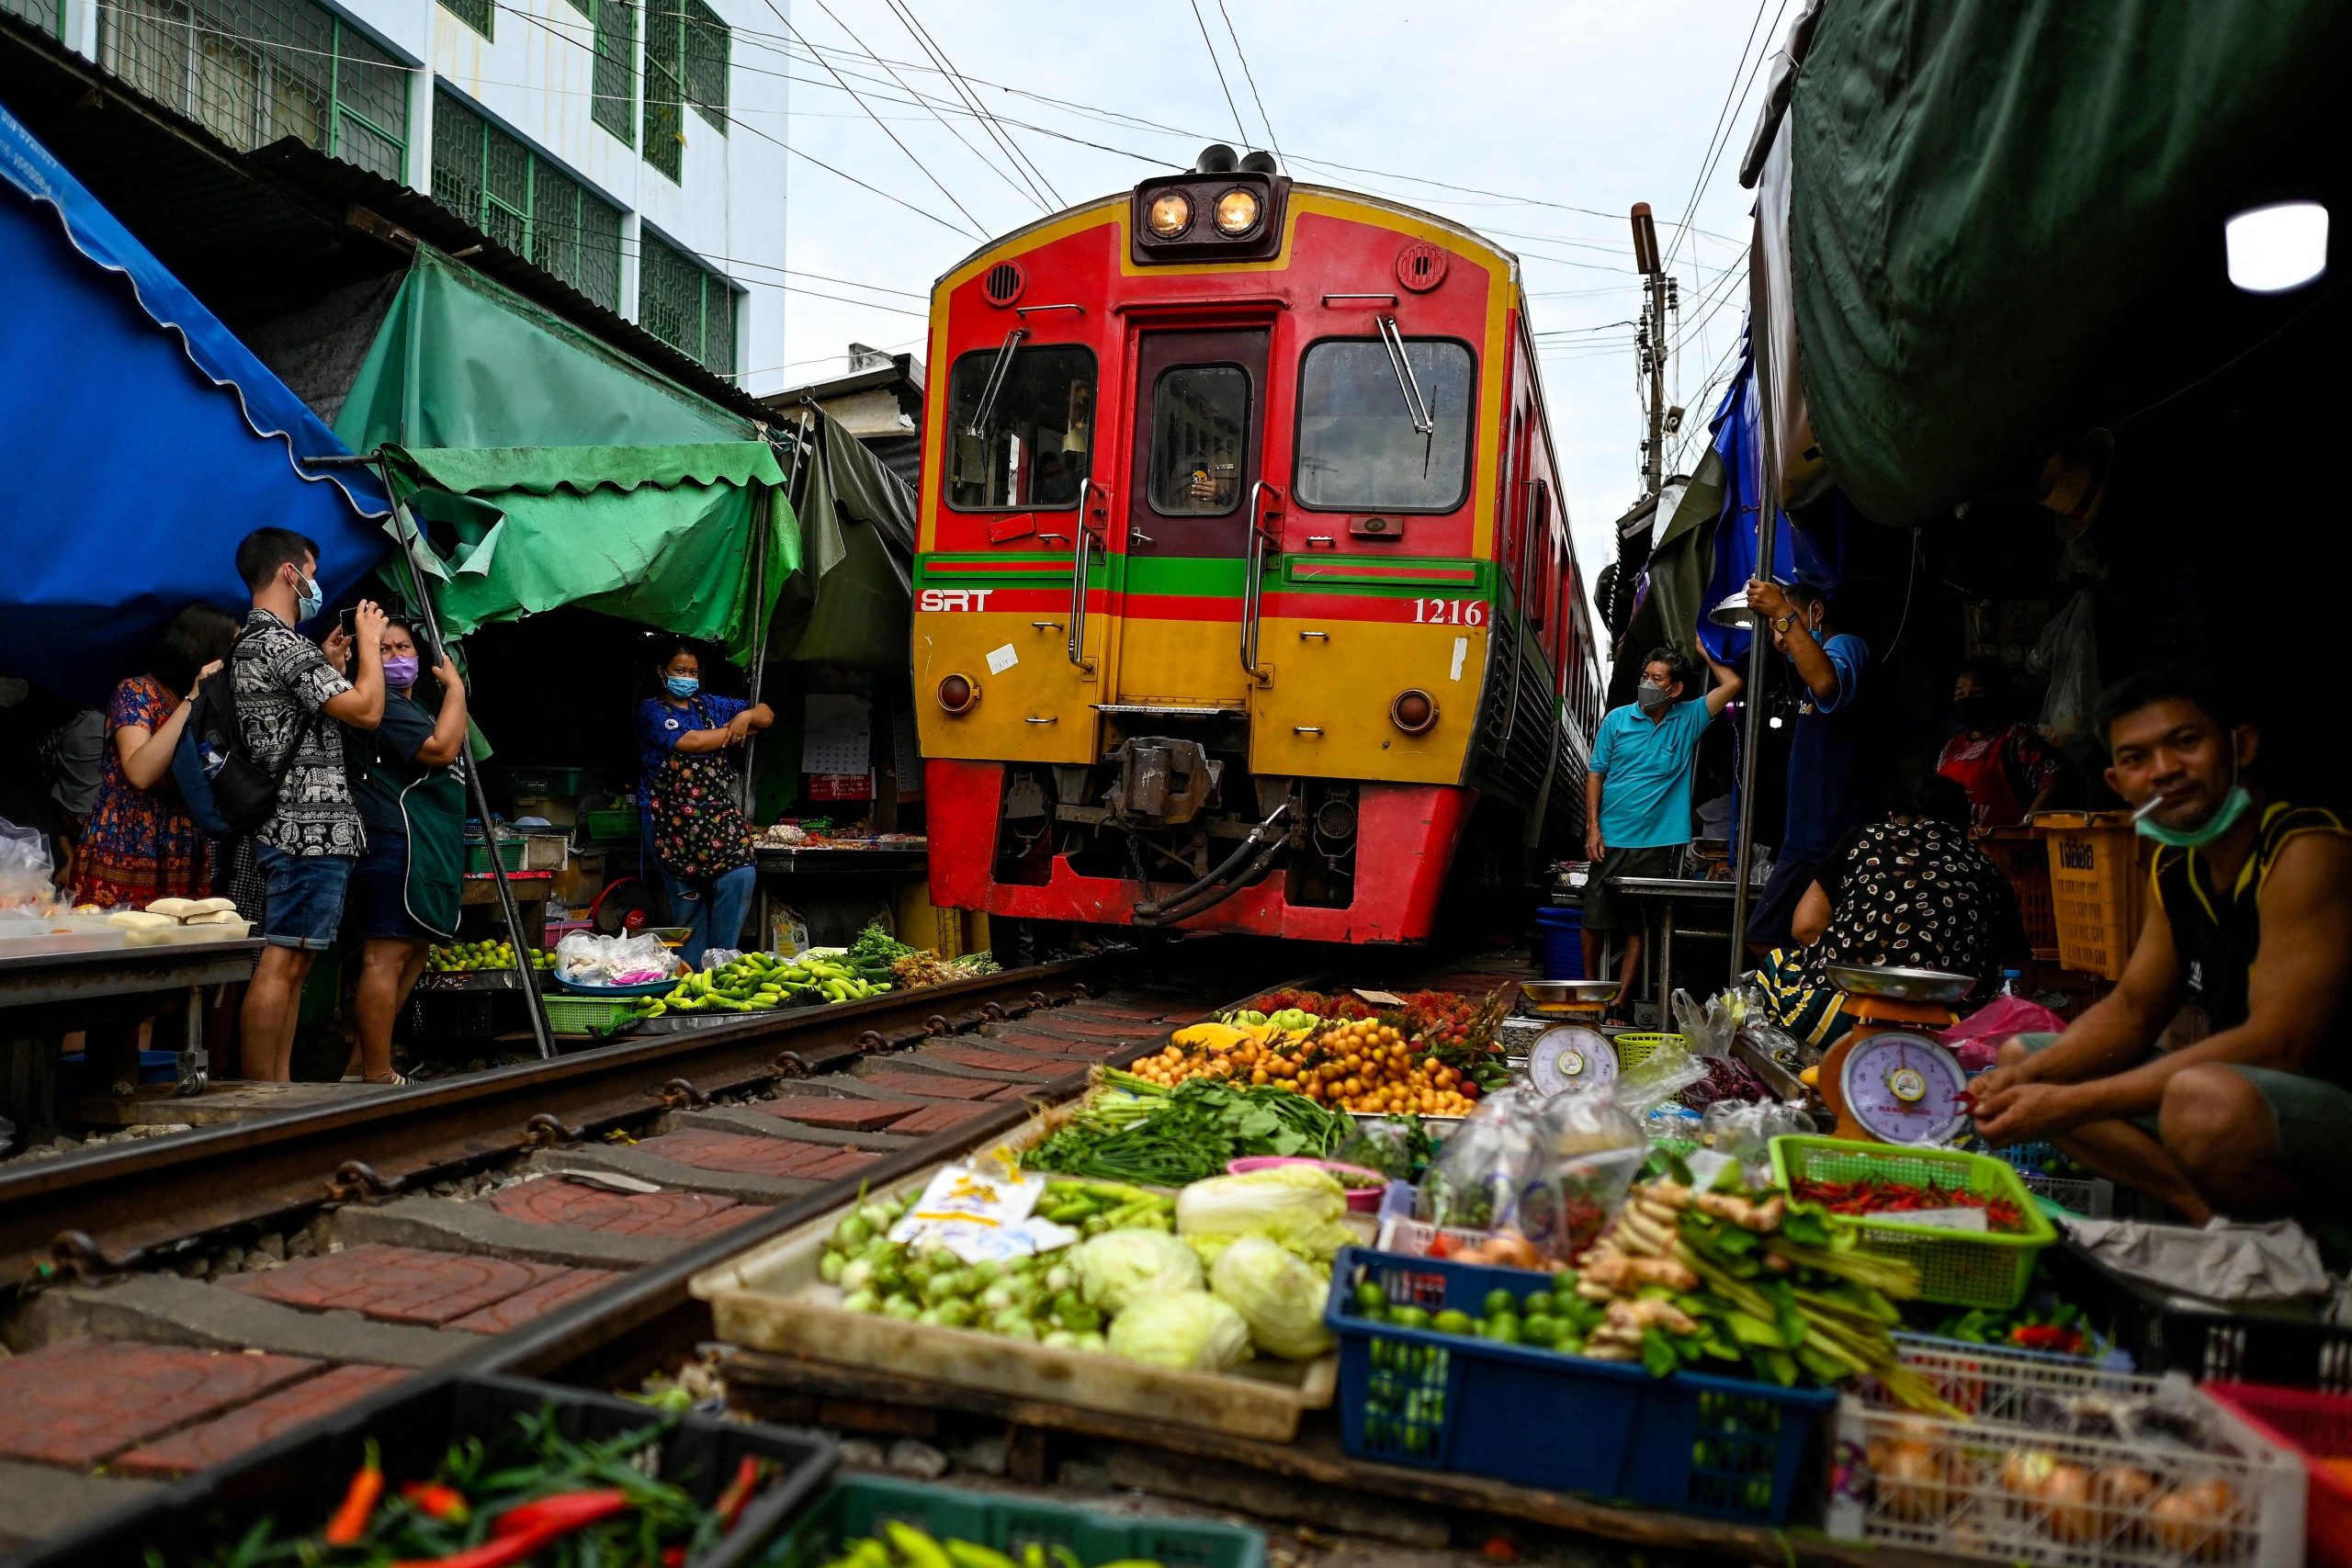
[1184,0,1250,148]
[1216,0,1283,165]
[1661,0,1790,276]
[886,0,1064,209]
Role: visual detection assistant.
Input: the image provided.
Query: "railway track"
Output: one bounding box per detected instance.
[0,947,1307,1550]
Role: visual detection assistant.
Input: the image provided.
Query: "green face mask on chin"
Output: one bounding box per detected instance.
[2135,784,2253,849]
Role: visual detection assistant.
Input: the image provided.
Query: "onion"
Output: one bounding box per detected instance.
[2039,1462,2098,1544]
[1872,1438,1951,1524]
[2094,1464,2158,1513]
[2000,1449,2058,1498]
[2150,1480,2239,1561]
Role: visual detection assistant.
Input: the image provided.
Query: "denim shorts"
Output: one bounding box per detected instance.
[348,835,435,944]
[256,844,355,951]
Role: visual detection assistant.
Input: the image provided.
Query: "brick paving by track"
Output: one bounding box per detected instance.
[0,1341,321,1468]
[978,1027,1128,1058]
[911,1043,1070,1077]
[486,1178,762,1240]
[225,1245,611,1330]
[857,1071,1001,1101]
[113,1363,408,1477]
[888,1101,995,1134]
[631,1129,883,1182]
[754,1096,926,1130]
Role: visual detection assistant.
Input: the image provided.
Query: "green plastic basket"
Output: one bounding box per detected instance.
[1611,1030,1684,1069]
[764,1477,1264,1568]
[541,995,639,1036]
[581,806,639,841]
[1768,1135,2057,1310]
[464,837,527,874]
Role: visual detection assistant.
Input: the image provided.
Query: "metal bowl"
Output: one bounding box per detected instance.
[1825,963,1976,1003]
[1521,978,1622,1008]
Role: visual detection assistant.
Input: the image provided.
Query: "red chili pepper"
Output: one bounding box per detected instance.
[714,1455,763,1530]
[401,1482,470,1524]
[391,1538,544,1568]
[324,1443,384,1546]
[490,1488,629,1538]
[662,1549,686,1568]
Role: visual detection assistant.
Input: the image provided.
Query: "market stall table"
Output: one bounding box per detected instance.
[0,939,261,1140]
[753,842,928,952]
[1605,875,1740,1010]
[459,869,552,947]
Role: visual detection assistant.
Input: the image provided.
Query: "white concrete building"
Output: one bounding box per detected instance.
[28,0,786,386]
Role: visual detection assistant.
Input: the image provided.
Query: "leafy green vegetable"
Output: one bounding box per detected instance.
[1071,1229,1203,1313]
[1210,1235,1335,1359]
[1106,1291,1251,1371]
[1175,1165,1356,1269]
[1021,1070,1351,1185]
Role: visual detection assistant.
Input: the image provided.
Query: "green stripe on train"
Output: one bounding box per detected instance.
[920,554,1501,599]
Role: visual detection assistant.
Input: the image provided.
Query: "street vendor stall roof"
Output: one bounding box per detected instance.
[382,443,799,658]
[0,100,387,699]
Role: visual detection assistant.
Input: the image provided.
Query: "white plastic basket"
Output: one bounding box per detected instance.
[1373,1213,1499,1260]
[1826,1338,2306,1567]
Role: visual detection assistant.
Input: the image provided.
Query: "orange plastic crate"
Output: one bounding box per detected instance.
[2037,811,2149,980]
[1981,825,2057,955]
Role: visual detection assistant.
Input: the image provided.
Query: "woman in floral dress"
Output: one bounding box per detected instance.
[70,604,241,909]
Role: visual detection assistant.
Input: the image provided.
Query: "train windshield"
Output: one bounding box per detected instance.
[946,344,1096,511]
[1295,338,1473,512]
[1147,364,1251,515]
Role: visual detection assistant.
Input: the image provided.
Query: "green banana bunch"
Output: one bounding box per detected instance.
[818,1520,1163,1568]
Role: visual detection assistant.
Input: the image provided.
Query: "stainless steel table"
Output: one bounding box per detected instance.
[0,939,261,1139]
[1606,877,1739,1010]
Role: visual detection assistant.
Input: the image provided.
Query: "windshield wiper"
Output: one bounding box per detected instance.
[963,327,1029,437]
[1377,316,1437,435]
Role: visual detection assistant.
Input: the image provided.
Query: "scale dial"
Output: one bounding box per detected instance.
[1838,1029,1972,1145]
[1528,1024,1619,1096]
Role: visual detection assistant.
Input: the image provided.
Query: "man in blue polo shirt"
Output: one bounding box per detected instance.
[1581,645,1743,1008]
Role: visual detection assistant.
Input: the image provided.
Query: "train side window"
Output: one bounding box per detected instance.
[1293,338,1474,512]
[1147,364,1250,515]
[945,344,1097,511]
[1524,483,1550,631]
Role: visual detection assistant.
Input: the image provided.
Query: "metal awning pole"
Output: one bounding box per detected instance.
[1725,502,1779,981]
[740,408,814,816]
[304,454,557,1061]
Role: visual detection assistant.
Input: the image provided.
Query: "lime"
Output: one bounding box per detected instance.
[1483,1289,1519,1319]
[1479,1314,1521,1344]
[1520,1291,1557,1319]
[1390,1305,1430,1330]
[1353,1280,1388,1314]
[1431,1309,1475,1337]
[1521,1314,1561,1347]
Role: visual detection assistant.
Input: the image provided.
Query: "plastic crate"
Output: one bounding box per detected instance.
[488,764,614,797]
[1770,1136,2057,1309]
[2204,1383,2352,1567]
[541,994,641,1036]
[582,805,641,841]
[767,1475,1264,1568]
[17,1373,836,1568]
[2038,811,2147,980]
[1984,1140,2115,1218]
[464,836,528,874]
[519,831,570,872]
[1826,1338,2306,1566]
[1327,1246,1833,1523]
[1982,825,2059,955]
[1611,1030,1684,1070]
[2042,1243,2352,1392]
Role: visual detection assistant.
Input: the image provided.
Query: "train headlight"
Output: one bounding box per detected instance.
[938,674,979,715]
[1390,689,1437,734]
[1147,191,1193,238]
[1214,186,1262,236]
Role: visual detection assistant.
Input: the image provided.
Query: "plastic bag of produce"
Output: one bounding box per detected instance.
[1532,1091,1648,1258]
[0,818,60,915]
[1175,1166,1354,1268]
[1330,1116,1435,1181]
[556,930,681,985]
[1106,1290,1251,1371]
[1612,1033,1708,1119]
[1700,1100,1814,1185]
[1670,986,1750,1057]
[1210,1235,1334,1359]
[1072,1228,1202,1314]
[1416,1084,1548,1233]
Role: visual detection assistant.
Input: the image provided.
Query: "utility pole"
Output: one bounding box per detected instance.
[1631,203,1668,496]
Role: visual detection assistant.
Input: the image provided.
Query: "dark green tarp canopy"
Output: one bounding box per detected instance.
[383,443,797,656]
[774,407,917,669]
[1790,0,2351,527]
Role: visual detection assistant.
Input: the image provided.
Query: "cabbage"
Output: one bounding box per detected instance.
[1105,1291,1251,1372]
[1210,1235,1334,1359]
[1176,1166,1354,1268]
[1072,1229,1202,1314]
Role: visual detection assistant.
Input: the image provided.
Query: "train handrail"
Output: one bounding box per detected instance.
[1241,480,1283,682]
[1067,482,1106,672]
[1499,477,1547,747]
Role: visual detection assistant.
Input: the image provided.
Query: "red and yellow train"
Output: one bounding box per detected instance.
[911,148,1603,942]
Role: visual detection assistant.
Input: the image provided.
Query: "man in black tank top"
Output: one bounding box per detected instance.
[1973,666,2352,1224]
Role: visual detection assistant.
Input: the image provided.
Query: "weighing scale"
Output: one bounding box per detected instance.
[1815,964,1975,1145]
[1514,980,1623,1096]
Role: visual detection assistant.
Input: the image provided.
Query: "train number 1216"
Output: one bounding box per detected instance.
[1411,598,1487,626]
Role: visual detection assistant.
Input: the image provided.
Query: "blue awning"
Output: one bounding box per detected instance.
[0,100,390,701]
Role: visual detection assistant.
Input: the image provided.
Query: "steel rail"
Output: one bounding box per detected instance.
[0,957,1112,1282]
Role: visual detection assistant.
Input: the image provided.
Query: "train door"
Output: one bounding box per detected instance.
[1113,329,1271,709]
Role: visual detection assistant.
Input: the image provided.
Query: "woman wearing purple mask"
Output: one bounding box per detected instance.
[341,615,469,1085]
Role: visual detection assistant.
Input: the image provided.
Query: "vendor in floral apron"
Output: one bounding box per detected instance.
[638,637,773,967]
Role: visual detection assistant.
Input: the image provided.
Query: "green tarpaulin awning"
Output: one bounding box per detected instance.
[774,407,918,669]
[1789,0,2351,527]
[385,442,797,656]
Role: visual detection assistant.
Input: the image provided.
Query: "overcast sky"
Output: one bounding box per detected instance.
[741,0,1783,645]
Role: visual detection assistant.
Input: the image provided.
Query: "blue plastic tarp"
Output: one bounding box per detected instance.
[0,100,388,702]
[1693,333,1843,666]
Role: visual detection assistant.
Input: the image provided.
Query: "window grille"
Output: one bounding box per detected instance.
[643,1,683,182]
[431,91,625,312]
[438,0,492,39]
[681,0,728,132]
[98,0,411,182]
[588,0,636,147]
[640,231,739,374]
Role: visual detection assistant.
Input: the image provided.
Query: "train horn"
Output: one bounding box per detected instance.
[1238,150,1279,175]
[1195,143,1239,174]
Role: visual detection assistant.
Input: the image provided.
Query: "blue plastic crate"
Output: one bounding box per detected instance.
[1326,1246,1834,1524]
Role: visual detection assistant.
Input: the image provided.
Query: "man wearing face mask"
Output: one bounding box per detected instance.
[229,528,386,1083]
[1580,645,1743,1007]
[1743,576,1882,950]
[1973,665,2352,1222]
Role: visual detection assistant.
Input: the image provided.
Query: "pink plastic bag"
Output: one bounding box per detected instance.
[1939,994,2068,1071]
